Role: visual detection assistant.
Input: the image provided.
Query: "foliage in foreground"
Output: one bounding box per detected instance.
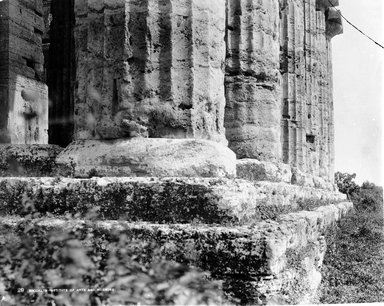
[320,172,384,303]
[0,213,226,305]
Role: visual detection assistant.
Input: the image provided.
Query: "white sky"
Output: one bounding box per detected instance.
[332,0,384,185]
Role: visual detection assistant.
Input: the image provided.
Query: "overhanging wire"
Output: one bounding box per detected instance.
[327,0,384,49]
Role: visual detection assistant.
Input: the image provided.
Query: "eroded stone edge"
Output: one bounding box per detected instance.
[0,202,353,304]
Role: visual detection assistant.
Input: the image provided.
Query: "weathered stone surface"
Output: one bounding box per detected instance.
[252,181,345,207]
[0,1,349,304]
[74,0,227,143]
[237,159,292,184]
[0,144,63,176]
[279,0,342,181]
[0,177,256,223]
[56,139,236,178]
[3,77,48,144]
[225,0,282,161]
[0,0,48,144]
[291,167,337,190]
[236,159,338,190]
[0,202,353,304]
[0,177,346,224]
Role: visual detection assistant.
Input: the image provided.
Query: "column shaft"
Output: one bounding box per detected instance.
[74,0,227,144]
[224,0,281,161]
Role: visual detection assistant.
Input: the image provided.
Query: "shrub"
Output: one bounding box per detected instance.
[353,181,383,212]
[335,172,383,213]
[0,212,226,305]
[334,172,360,200]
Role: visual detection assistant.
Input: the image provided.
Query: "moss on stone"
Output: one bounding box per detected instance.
[0,202,354,305]
[0,145,63,177]
[0,178,349,226]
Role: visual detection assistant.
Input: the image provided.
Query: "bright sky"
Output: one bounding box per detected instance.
[332,0,384,186]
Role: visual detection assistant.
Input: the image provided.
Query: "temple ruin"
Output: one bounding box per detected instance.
[0,0,352,304]
[1,0,343,183]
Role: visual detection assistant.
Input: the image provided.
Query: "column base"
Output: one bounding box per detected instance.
[236,159,337,191]
[55,138,236,178]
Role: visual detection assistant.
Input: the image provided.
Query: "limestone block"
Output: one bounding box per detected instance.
[0,0,48,144]
[5,76,48,144]
[55,138,236,178]
[236,159,292,183]
[237,159,336,190]
[0,177,347,224]
[225,0,282,161]
[7,0,45,79]
[0,201,354,304]
[74,0,227,143]
[0,75,48,144]
[291,167,315,187]
[0,177,261,224]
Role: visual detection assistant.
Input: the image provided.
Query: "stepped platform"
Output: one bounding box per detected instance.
[0,145,337,190]
[0,202,352,304]
[0,146,352,304]
[0,177,346,224]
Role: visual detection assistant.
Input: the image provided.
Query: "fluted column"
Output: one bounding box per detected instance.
[304,0,321,176]
[225,0,281,162]
[279,0,305,169]
[74,0,227,144]
[57,0,235,178]
[316,7,330,179]
[279,0,342,181]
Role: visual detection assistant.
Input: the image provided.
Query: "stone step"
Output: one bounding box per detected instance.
[0,177,346,224]
[0,145,337,191]
[236,159,337,190]
[0,202,353,304]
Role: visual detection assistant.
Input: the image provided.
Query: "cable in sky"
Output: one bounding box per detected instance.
[327,0,384,50]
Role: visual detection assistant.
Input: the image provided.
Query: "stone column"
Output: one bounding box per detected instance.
[304,0,322,177]
[280,0,306,171]
[0,0,48,144]
[57,0,236,178]
[279,0,342,181]
[325,5,342,181]
[224,0,282,162]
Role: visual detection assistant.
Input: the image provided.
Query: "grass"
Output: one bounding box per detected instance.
[319,208,384,304]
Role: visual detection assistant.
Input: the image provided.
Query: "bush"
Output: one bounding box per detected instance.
[0,212,226,305]
[353,181,383,212]
[335,172,383,213]
[334,172,360,200]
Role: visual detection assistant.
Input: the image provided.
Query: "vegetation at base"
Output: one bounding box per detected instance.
[335,171,383,212]
[0,210,227,305]
[319,172,384,303]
